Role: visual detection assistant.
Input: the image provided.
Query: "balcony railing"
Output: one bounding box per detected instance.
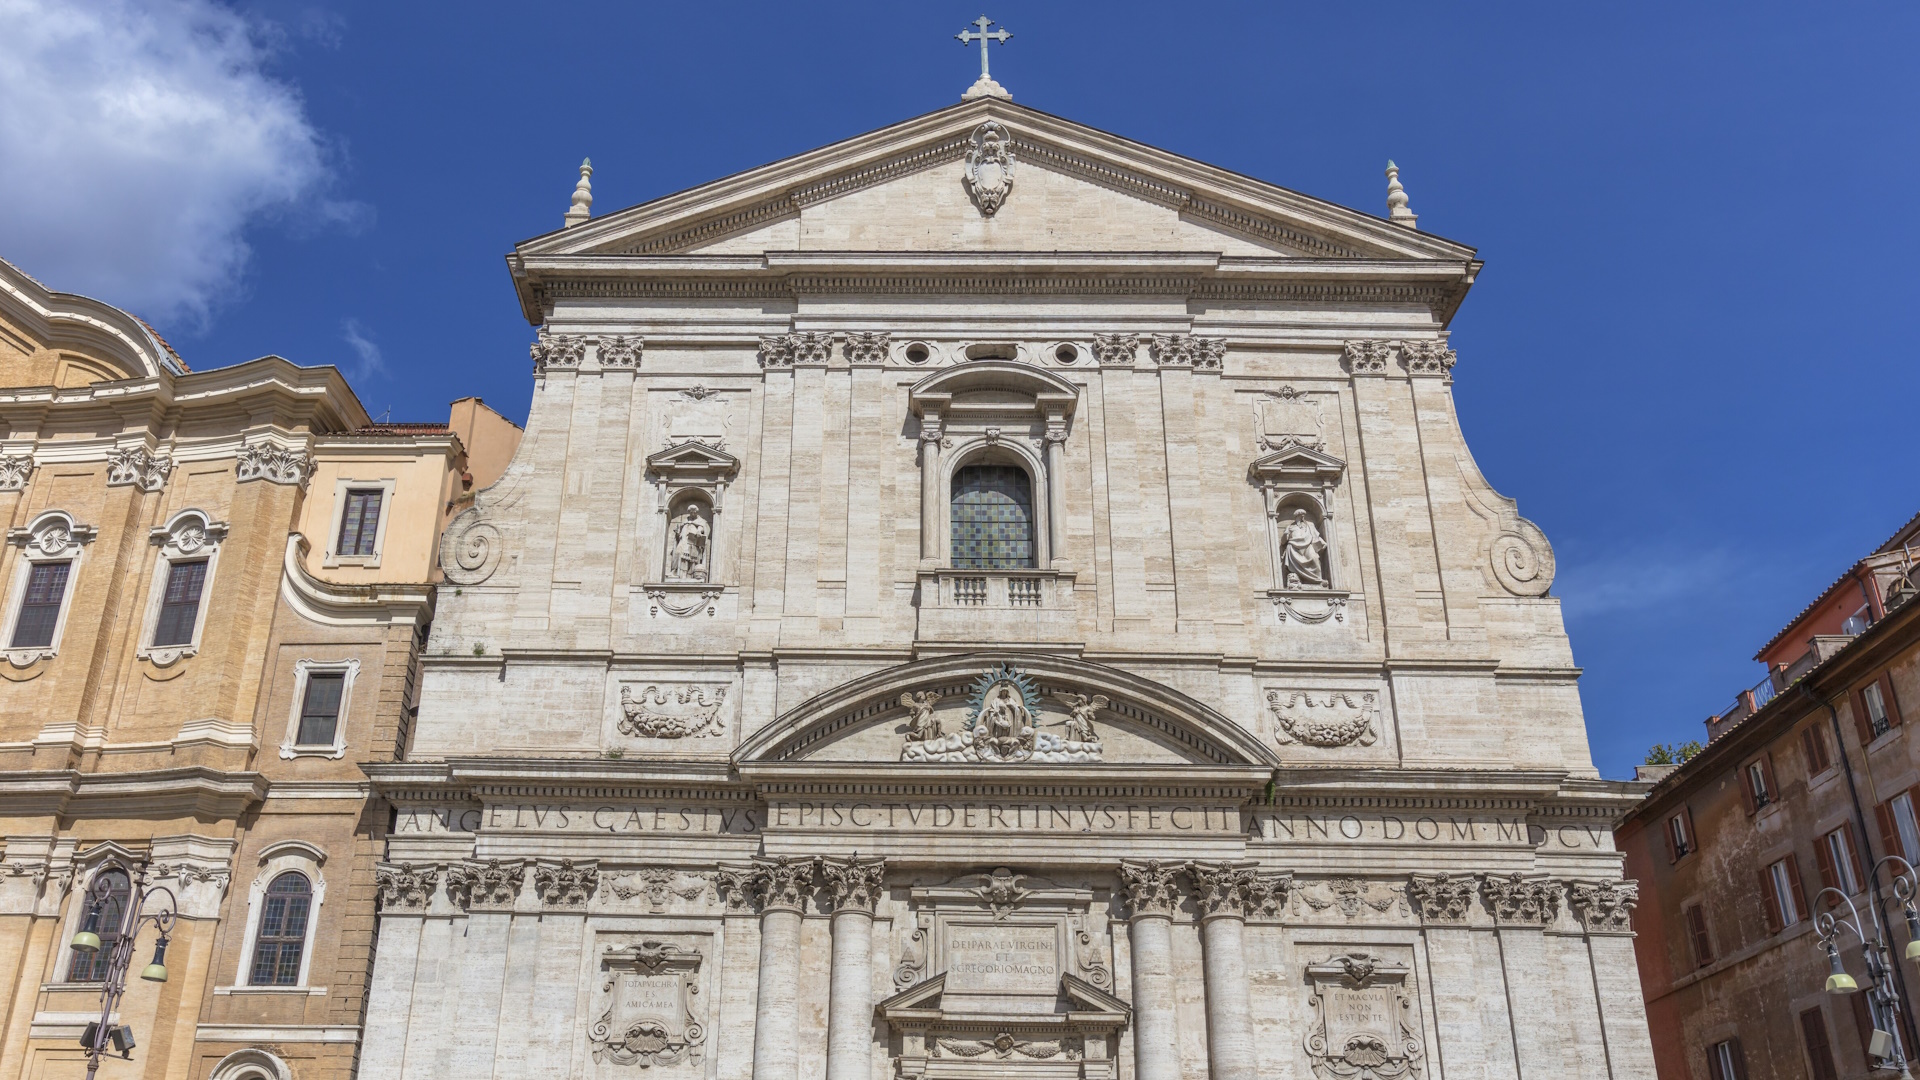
[919,568,1072,610]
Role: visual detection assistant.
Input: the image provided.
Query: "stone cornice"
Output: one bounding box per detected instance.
[279,534,434,628]
[0,767,267,818]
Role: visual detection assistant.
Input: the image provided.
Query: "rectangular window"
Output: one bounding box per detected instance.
[1801,1007,1838,1080]
[1895,793,1920,865]
[1865,682,1893,739]
[1819,825,1865,895]
[296,673,344,747]
[1803,724,1833,775]
[336,488,384,557]
[1684,903,1714,968]
[1707,1038,1746,1080]
[151,559,207,647]
[9,561,71,649]
[1745,760,1773,811]
[1668,811,1693,861]
[1762,856,1807,932]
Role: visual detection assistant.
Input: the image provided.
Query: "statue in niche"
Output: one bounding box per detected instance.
[899,691,944,742]
[1281,509,1329,589]
[666,504,711,582]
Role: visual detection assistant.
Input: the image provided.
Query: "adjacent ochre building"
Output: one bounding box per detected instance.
[362,84,1656,1080]
[0,256,518,1080]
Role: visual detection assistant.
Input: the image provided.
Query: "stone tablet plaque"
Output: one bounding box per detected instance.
[945,923,1060,996]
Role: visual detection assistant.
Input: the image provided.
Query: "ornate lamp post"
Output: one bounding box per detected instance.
[68,859,176,1080]
[1814,855,1920,1080]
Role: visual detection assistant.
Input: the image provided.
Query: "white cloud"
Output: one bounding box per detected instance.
[0,0,352,326]
[340,317,384,382]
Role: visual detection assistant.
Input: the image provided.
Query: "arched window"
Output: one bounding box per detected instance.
[69,869,130,982]
[951,464,1035,569]
[249,872,313,986]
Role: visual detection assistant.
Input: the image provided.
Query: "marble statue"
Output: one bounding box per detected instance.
[1281,509,1328,589]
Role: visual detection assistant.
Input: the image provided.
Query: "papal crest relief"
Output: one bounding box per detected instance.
[963,121,1015,216]
[900,663,1103,763]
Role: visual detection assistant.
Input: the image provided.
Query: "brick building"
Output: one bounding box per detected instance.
[1620,513,1920,1080]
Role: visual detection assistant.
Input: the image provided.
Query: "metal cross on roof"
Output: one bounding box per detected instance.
[956,15,1011,80]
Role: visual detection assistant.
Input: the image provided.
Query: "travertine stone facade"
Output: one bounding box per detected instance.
[366,98,1653,1080]
[0,257,519,1080]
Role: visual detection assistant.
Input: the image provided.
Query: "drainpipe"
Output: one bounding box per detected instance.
[1807,682,1919,1036]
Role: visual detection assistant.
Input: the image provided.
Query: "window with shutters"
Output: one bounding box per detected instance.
[249,872,312,986]
[1890,792,1920,865]
[950,464,1036,570]
[152,559,207,647]
[1762,856,1807,932]
[1863,682,1894,740]
[1745,759,1774,811]
[337,489,383,556]
[67,868,130,982]
[1819,825,1865,896]
[1668,811,1694,861]
[1800,1008,1838,1080]
[1802,724,1834,776]
[1684,903,1714,968]
[1706,1037,1746,1080]
[8,561,70,649]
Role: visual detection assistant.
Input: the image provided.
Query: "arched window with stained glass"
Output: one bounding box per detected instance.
[249,872,313,986]
[950,464,1035,569]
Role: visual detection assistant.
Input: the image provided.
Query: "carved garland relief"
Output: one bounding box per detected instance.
[1267,691,1380,749]
[617,684,727,739]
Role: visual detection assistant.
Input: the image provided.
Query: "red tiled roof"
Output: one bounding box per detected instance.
[342,423,452,437]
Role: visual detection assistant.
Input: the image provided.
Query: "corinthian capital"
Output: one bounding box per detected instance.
[718,856,816,914]
[820,855,887,914]
[375,862,439,913]
[1188,861,1289,920]
[1480,873,1563,926]
[1407,873,1476,925]
[534,859,598,909]
[446,859,524,912]
[1118,859,1182,918]
[1569,879,1637,935]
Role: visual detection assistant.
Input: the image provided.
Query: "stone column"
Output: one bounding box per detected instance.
[1483,873,1567,1080]
[1119,860,1183,1080]
[1572,880,1659,1080]
[1043,415,1068,568]
[1188,863,1284,1080]
[822,856,887,1080]
[1409,873,1487,1080]
[917,413,943,563]
[724,857,815,1080]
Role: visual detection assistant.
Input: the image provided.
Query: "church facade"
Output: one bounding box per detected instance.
[361,90,1654,1080]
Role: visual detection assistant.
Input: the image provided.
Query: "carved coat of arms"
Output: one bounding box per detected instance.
[963,121,1015,216]
[1304,952,1424,1080]
[591,941,705,1068]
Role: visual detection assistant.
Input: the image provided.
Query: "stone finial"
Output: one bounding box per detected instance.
[1385,160,1417,229]
[564,158,593,228]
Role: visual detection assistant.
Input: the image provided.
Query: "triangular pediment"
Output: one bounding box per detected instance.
[517,100,1475,266]
[645,440,739,478]
[1249,442,1346,482]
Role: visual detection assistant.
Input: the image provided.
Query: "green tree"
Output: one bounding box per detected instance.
[1644,741,1703,766]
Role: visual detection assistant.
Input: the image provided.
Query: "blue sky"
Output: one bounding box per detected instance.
[4,1,1916,779]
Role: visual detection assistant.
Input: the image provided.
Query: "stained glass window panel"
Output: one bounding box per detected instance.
[951,465,1035,569]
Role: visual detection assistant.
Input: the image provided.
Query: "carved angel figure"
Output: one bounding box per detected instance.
[899,690,943,742]
[666,507,711,581]
[1054,692,1107,743]
[1281,509,1328,589]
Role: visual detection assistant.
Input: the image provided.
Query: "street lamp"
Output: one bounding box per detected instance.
[68,860,177,1080]
[1814,856,1920,1080]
